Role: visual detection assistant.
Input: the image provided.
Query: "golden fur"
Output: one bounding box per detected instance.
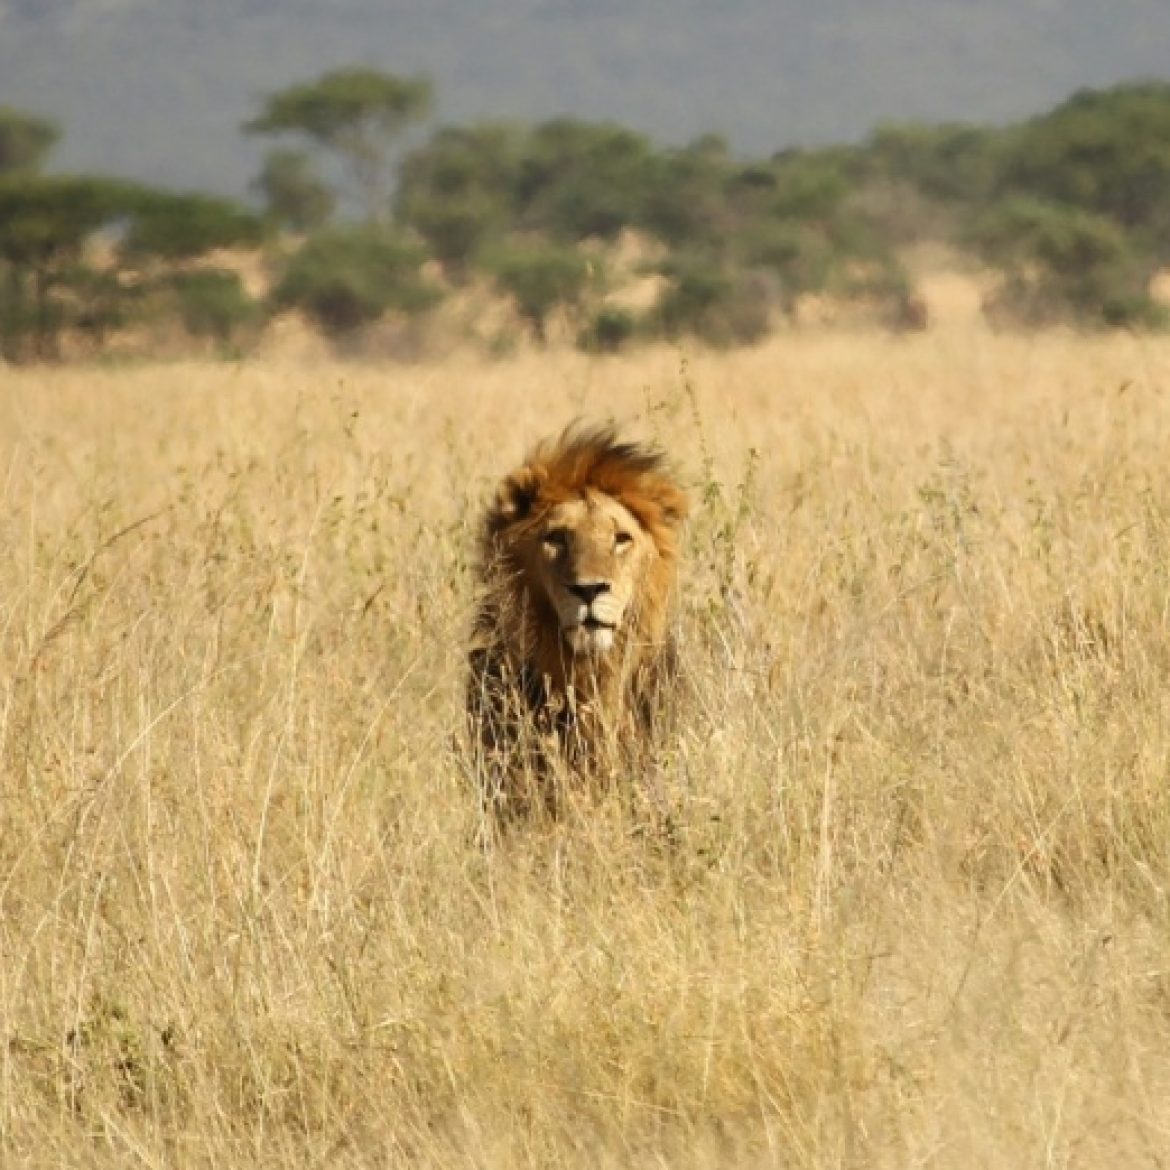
[467,423,689,819]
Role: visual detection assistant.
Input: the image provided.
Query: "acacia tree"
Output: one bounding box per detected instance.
[0,175,147,360]
[0,102,267,361]
[245,67,433,223]
[0,172,263,361]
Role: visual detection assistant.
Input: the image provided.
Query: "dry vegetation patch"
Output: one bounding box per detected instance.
[2,331,1170,1167]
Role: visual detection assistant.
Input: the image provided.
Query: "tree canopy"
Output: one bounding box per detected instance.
[245,68,433,222]
[4,76,1170,363]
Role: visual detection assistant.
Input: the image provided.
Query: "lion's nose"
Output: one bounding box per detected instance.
[569,580,610,604]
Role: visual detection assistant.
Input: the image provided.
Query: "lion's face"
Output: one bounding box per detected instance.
[480,423,688,684]
[531,490,652,655]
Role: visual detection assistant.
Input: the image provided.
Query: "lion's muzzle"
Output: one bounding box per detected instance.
[561,587,621,654]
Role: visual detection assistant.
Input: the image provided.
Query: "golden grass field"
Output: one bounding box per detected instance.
[3,325,1170,1167]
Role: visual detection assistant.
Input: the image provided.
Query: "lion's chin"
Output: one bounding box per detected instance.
[564,622,616,655]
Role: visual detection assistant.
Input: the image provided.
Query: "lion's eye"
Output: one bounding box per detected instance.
[614,531,634,551]
[542,529,568,554]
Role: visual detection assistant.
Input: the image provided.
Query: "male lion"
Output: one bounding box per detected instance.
[467,423,689,820]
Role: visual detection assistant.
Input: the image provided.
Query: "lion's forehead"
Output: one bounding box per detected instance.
[544,490,640,540]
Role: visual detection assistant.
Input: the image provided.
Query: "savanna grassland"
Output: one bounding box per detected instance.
[2,326,1170,1168]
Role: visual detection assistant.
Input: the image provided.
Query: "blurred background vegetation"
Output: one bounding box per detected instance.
[3,72,1170,362]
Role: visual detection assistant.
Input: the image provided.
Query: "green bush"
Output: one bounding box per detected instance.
[652,256,772,346]
[999,84,1170,237]
[272,227,440,336]
[735,221,834,317]
[169,269,259,347]
[405,194,504,279]
[69,267,142,347]
[965,198,1159,328]
[487,241,591,342]
[639,141,731,249]
[865,121,1003,206]
[0,275,48,361]
[576,305,638,354]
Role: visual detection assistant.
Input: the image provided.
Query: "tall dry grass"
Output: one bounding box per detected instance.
[2,328,1170,1168]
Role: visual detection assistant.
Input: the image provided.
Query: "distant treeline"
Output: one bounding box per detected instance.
[2,71,1170,361]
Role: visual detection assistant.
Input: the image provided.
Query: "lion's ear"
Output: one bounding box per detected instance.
[492,465,545,526]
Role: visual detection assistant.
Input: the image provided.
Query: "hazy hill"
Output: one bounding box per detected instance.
[2,0,1168,196]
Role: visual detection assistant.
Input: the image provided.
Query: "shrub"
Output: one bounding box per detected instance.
[576,305,638,354]
[272,227,440,336]
[966,198,1160,328]
[735,221,835,318]
[652,256,772,346]
[486,241,591,342]
[405,194,504,280]
[169,269,259,348]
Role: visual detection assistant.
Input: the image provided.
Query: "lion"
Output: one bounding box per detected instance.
[467,422,689,820]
